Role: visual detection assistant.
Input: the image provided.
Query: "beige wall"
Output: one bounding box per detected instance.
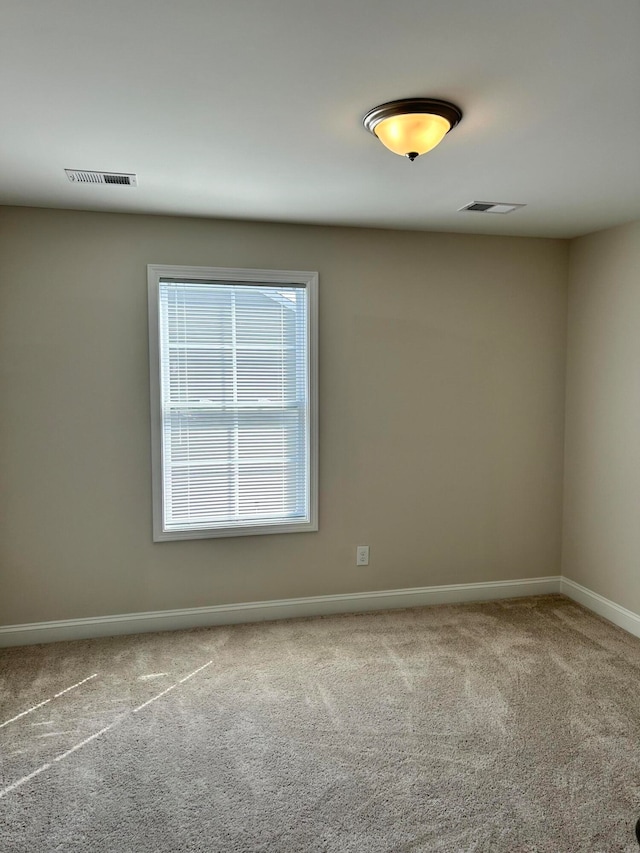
[0,206,568,625]
[562,220,640,611]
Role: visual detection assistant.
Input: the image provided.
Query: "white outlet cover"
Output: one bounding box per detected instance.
[356,545,370,565]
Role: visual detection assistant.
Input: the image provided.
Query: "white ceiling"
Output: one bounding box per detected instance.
[1,0,639,238]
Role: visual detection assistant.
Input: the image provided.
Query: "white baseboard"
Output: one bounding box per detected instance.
[0,575,561,648]
[560,577,640,640]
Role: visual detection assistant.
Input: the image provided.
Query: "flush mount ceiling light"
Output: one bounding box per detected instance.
[363,98,463,161]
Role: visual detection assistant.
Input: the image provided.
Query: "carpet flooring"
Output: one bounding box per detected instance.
[1,595,640,852]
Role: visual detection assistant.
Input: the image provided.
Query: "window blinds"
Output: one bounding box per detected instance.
[157,279,310,532]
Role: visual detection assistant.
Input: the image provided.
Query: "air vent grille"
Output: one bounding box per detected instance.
[459,201,525,214]
[65,169,137,187]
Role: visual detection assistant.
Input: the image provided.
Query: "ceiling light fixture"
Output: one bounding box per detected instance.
[363,98,463,161]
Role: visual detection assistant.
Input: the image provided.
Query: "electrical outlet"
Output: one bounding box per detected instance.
[356,545,369,566]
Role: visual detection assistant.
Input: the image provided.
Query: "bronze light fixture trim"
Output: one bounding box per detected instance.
[363,98,463,161]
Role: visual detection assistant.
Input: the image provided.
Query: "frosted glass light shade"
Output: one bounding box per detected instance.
[363,98,463,160]
[373,113,450,158]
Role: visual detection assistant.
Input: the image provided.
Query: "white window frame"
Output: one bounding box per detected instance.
[148,264,318,541]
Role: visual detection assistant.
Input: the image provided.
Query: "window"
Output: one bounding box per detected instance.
[148,265,318,540]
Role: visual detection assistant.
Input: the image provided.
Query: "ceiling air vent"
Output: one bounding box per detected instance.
[65,169,137,187]
[459,201,525,214]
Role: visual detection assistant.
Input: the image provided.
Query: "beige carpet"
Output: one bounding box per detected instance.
[1,595,640,852]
